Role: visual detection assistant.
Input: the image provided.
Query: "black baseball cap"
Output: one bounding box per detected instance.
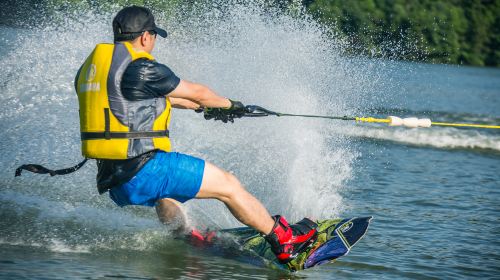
[113,6,168,42]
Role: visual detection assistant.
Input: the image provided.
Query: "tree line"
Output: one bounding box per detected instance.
[303,0,500,67]
[2,0,498,67]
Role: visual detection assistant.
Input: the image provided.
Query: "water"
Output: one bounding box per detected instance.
[1,2,499,279]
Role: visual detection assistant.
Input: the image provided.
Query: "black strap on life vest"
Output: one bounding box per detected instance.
[81,130,169,140]
[15,158,88,177]
[81,108,169,140]
[104,108,111,140]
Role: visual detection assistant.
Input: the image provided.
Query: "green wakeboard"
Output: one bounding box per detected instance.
[188,216,372,271]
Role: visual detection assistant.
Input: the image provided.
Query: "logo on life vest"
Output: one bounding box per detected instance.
[80,64,100,92]
[80,83,100,92]
[86,64,97,81]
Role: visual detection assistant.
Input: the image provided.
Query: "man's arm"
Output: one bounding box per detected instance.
[168,80,231,108]
[168,97,201,110]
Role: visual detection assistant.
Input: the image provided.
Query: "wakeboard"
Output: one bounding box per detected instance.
[187,216,372,271]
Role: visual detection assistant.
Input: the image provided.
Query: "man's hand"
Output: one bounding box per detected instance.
[204,100,248,123]
[224,100,246,118]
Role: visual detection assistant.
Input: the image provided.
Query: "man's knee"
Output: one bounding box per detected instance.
[222,172,249,200]
[222,170,239,186]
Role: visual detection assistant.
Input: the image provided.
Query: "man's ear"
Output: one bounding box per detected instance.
[140,33,148,46]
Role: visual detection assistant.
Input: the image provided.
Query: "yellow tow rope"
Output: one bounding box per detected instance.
[355,116,500,129]
[429,122,500,129]
[244,106,499,130]
[355,117,391,124]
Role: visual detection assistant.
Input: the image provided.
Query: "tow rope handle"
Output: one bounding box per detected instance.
[244,105,277,117]
[15,158,88,177]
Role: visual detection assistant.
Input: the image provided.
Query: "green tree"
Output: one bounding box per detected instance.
[304,0,500,67]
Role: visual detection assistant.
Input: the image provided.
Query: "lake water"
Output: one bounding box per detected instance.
[1,2,499,279]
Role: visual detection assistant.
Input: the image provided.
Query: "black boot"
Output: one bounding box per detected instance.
[264,215,318,263]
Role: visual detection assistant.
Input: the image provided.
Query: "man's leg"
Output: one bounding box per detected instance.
[154,157,317,264]
[155,198,187,234]
[196,162,275,235]
[196,161,317,264]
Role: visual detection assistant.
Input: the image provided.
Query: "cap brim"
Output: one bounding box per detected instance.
[154,27,168,38]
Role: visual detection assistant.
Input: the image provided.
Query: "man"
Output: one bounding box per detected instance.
[75,5,316,264]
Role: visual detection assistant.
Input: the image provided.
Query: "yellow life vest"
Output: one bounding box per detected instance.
[76,42,171,159]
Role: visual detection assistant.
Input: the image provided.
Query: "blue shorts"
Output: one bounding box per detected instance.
[109,151,205,207]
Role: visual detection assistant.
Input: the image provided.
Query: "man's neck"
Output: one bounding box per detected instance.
[119,40,149,54]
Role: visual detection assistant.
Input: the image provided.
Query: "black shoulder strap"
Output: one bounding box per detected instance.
[15,158,88,177]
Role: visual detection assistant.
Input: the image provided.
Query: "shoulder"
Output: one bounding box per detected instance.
[121,59,180,98]
[125,59,175,80]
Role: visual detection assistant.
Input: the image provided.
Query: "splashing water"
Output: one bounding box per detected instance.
[2,3,500,279]
[0,1,389,252]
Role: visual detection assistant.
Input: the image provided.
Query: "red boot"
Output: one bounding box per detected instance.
[264,215,318,263]
[188,228,217,246]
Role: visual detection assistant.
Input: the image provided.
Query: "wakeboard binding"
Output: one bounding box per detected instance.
[264,215,318,263]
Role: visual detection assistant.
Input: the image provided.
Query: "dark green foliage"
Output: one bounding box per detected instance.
[0,0,181,28]
[2,0,497,66]
[305,0,500,66]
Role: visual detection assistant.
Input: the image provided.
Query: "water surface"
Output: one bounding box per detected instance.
[1,2,499,279]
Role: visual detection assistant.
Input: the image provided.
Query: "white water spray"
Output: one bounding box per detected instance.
[0,1,384,250]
